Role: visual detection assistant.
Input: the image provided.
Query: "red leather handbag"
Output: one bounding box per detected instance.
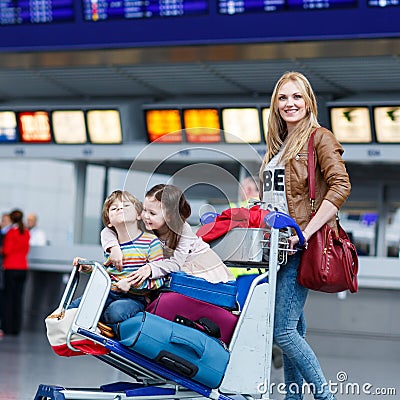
[297,130,359,293]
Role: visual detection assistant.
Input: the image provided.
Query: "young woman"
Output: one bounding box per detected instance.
[101,184,233,284]
[2,209,30,335]
[260,71,351,399]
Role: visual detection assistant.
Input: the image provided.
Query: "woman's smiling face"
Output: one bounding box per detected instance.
[277,80,307,128]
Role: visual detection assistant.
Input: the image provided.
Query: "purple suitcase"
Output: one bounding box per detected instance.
[146,291,239,345]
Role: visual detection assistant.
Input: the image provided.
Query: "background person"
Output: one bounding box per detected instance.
[230,175,260,208]
[26,213,47,246]
[0,213,12,337]
[1,213,12,237]
[2,209,30,335]
[259,71,351,399]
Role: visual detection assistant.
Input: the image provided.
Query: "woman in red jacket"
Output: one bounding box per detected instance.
[2,209,30,335]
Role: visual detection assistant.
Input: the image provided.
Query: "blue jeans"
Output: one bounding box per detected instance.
[69,290,147,328]
[274,252,335,400]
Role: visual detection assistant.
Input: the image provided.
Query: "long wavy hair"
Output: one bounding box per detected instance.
[259,71,320,179]
[145,184,191,253]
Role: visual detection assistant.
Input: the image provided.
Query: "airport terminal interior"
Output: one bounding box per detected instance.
[0,1,400,399]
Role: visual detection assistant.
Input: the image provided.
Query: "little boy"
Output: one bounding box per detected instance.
[70,190,164,333]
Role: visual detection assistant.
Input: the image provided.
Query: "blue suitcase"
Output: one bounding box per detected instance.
[118,312,230,389]
[167,271,238,310]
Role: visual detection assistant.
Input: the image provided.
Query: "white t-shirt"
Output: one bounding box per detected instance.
[29,227,47,246]
[262,151,289,215]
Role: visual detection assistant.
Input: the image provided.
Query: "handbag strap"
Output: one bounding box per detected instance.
[307,129,318,213]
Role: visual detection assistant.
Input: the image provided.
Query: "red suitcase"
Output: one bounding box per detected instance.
[146,291,239,345]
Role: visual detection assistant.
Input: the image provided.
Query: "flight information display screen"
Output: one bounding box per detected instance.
[368,0,398,6]
[218,0,355,14]
[18,111,52,143]
[0,0,74,25]
[286,0,356,9]
[218,0,285,13]
[0,0,399,50]
[83,0,208,20]
[0,111,18,142]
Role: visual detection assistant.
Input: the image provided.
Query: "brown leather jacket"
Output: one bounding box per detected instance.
[263,127,351,232]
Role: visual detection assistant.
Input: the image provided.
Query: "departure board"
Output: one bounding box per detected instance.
[0,0,399,50]
[18,111,52,143]
[83,0,208,21]
[286,0,356,10]
[218,0,285,13]
[330,107,372,143]
[0,0,74,25]
[218,0,355,13]
[0,111,17,142]
[145,109,183,142]
[368,0,398,6]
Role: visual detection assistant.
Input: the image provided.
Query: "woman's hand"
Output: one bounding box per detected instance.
[105,246,123,271]
[72,257,93,273]
[126,264,152,287]
[115,278,131,293]
[288,231,309,254]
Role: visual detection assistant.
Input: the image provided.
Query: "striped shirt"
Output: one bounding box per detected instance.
[104,231,164,295]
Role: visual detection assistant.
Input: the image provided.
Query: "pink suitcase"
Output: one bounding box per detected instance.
[146,291,239,345]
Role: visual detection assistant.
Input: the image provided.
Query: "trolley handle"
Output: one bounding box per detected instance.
[76,259,98,268]
[264,211,305,247]
[60,259,100,311]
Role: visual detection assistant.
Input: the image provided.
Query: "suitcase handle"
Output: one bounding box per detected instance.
[174,315,221,339]
[170,332,205,359]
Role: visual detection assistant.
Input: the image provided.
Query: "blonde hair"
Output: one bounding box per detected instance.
[102,190,144,232]
[259,71,320,180]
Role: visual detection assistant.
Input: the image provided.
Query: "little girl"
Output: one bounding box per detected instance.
[101,184,234,284]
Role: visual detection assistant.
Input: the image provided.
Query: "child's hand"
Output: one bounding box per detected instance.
[126,265,151,287]
[72,257,93,273]
[116,278,131,293]
[105,246,123,271]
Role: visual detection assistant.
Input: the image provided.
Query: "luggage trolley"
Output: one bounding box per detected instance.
[34,211,304,400]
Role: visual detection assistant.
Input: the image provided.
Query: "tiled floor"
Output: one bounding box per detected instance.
[0,331,121,400]
[0,329,398,400]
